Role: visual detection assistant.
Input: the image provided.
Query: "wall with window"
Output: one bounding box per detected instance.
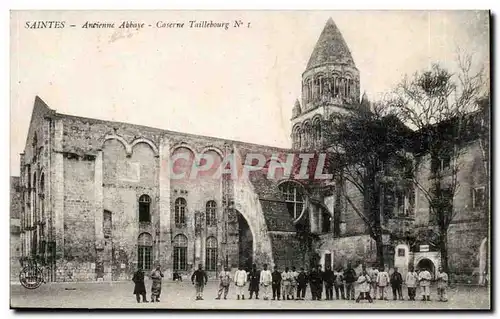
[410,139,489,279]
[169,144,223,274]
[414,141,488,226]
[102,138,159,279]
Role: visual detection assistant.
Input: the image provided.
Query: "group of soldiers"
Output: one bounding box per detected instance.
[132,262,450,304]
[209,263,449,303]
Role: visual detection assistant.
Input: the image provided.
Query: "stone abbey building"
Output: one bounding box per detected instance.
[14,18,489,283]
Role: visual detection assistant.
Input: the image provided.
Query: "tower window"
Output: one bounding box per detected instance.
[138,195,151,222]
[206,200,217,226]
[175,197,187,225]
[313,119,322,145]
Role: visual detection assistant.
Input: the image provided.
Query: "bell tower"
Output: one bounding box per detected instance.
[291,18,361,150]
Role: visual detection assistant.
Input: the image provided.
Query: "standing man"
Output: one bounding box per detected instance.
[150,265,164,302]
[334,266,345,300]
[323,265,335,300]
[376,266,389,301]
[248,264,260,300]
[355,268,373,303]
[234,265,247,300]
[390,267,403,300]
[405,266,418,301]
[309,267,321,301]
[290,266,298,300]
[436,266,448,302]
[132,267,148,303]
[281,267,291,300]
[216,266,232,300]
[296,267,308,300]
[260,263,273,300]
[368,265,379,300]
[191,264,208,301]
[271,266,282,300]
[418,267,432,301]
[344,263,357,301]
[317,265,324,300]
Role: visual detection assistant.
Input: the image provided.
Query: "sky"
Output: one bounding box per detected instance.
[10,10,490,176]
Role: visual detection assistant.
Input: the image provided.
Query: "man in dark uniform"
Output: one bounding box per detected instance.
[132,267,148,303]
[344,263,357,300]
[191,263,208,300]
[309,266,321,301]
[296,267,308,300]
[323,265,335,300]
[248,263,260,299]
[316,265,324,300]
[271,266,282,300]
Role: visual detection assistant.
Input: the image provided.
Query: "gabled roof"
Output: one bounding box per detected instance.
[306,18,355,70]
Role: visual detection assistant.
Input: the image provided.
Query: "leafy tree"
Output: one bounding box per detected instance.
[323,103,412,268]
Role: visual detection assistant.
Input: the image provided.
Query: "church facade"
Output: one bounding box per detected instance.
[15,18,489,283]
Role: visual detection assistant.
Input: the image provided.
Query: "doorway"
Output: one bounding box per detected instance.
[237,212,253,271]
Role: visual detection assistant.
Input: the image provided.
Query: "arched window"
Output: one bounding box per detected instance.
[39,173,45,244]
[293,126,302,149]
[307,79,313,102]
[138,194,151,222]
[138,232,153,270]
[303,80,309,102]
[206,201,217,227]
[173,234,188,271]
[206,237,218,271]
[175,198,187,225]
[103,210,112,239]
[279,182,305,219]
[313,119,322,145]
[303,122,311,149]
[321,210,331,233]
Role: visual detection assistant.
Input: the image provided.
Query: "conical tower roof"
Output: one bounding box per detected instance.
[306,18,355,70]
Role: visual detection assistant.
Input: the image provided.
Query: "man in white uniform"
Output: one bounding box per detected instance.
[259,263,273,300]
[216,266,232,300]
[436,266,448,302]
[234,265,248,300]
[418,267,432,301]
[376,266,389,300]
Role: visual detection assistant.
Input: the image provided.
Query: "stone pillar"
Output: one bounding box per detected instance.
[94,151,104,281]
[158,136,172,278]
[309,202,318,234]
[52,119,64,281]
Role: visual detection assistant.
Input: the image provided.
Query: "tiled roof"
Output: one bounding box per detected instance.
[306,18,355,70]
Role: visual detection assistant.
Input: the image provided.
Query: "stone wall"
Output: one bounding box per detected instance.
[316,233,375,269]
[20,101,298,281]
[61,155,96,281]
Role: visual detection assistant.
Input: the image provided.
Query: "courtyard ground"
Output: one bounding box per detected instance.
[10,280,490,310]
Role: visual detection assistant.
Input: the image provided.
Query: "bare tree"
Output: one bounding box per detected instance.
[389,52,488,272]
[323,103,411,267]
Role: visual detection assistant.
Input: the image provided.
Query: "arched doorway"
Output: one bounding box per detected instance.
[237,212,253,270]
[416,258,435,279]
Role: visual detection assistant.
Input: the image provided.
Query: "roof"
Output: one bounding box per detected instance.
[306,18,355,70]
[247,170,297,232]
[292,99,302,118]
